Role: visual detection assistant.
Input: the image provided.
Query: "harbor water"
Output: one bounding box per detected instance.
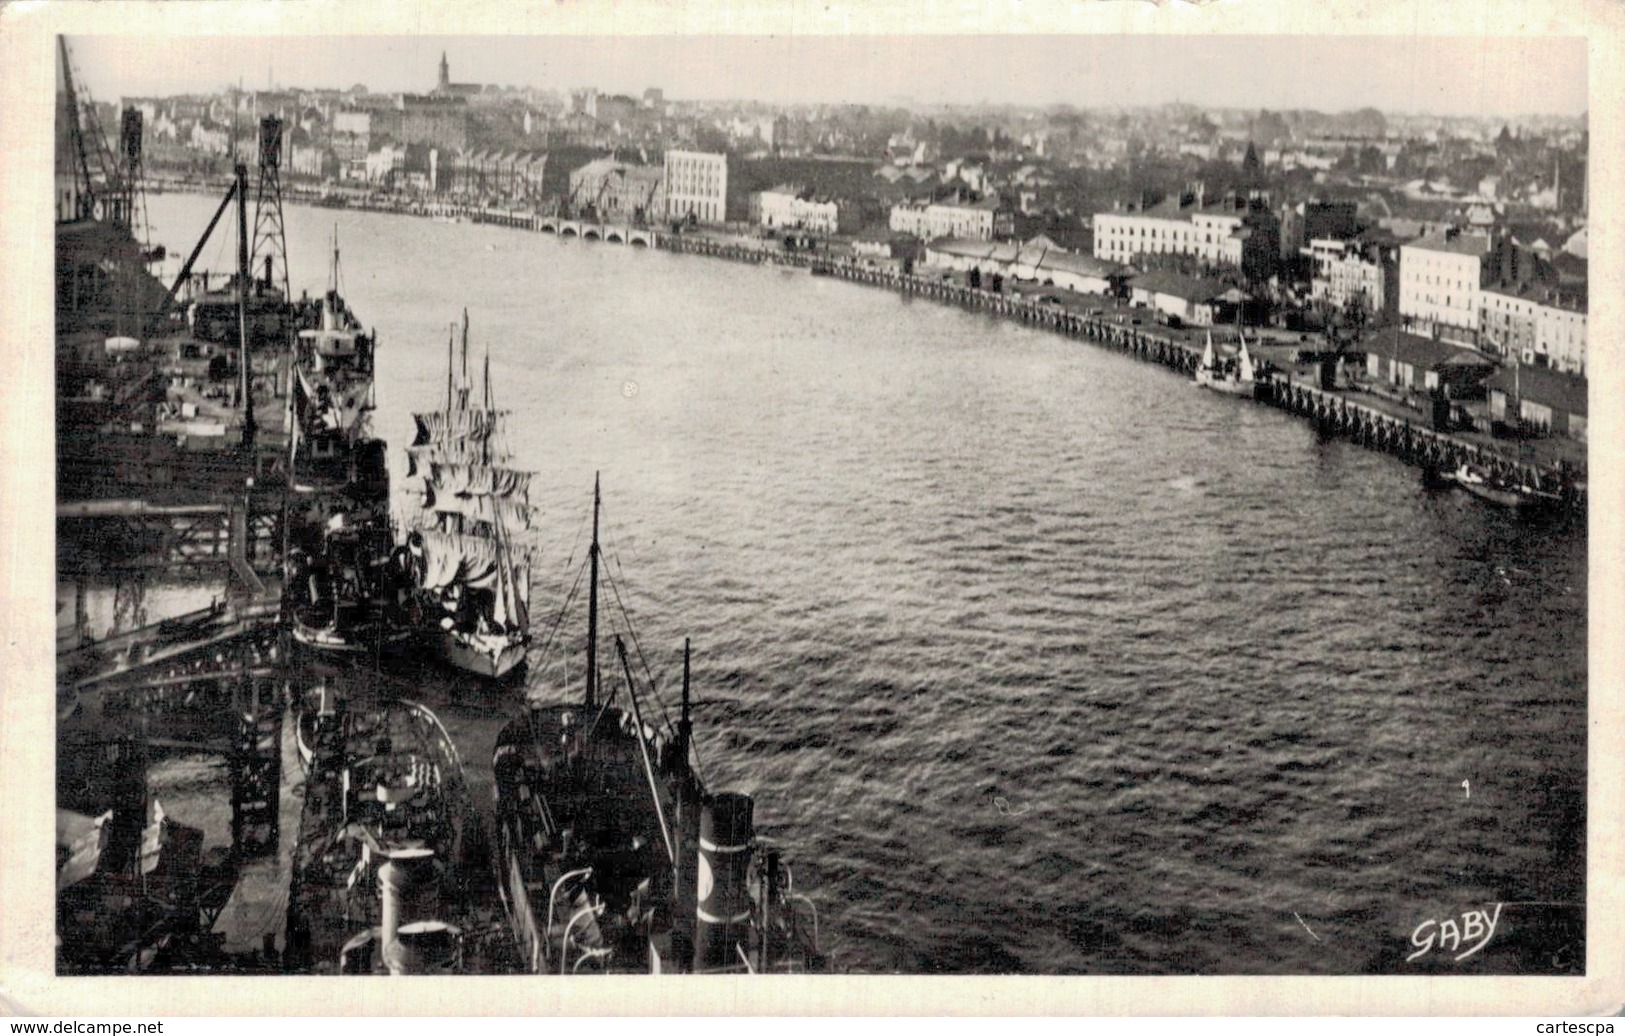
[132,193,1586,975]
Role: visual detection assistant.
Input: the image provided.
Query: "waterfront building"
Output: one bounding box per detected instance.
[1311,238,1399,319]
[188,121,230,156]
[663,149,727,224]
[1397,229,1491,345]
[1533,291,1588,375]
[923,237,1019,273]
[852,229,920,262]
[1477,286,1540,363]
[924,235,1126,296]
[1363,327,1496,399]
[1037,251,1127,295]
[445,149,546,200]
[568,157,665,222]
[1093,189,1279,282]
[1486,364,1587,442]
[889,195,1009,242]
[364,143,405,185]
[1127,272,1239,327]
[753,185,851,235]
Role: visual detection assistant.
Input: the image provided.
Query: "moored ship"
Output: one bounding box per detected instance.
[284,688,484,974]
[284,230,410,656]
[491,477,826,974]
[403,311,534,679]
[1195,330,1260,397]
[1450,461,1563,511]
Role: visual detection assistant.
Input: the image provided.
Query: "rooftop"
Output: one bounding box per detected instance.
[1129,271,1230,301]
[1366,327,1496,370]
[1036,250,1125,280]
[1481,279,1587,311]
[1405,230,1491,257]
[1487,365,1587,416]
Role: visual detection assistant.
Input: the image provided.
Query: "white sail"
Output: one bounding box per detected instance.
[490,539,530,631]
[1237,333,1256,382]
[429,462,532,504]
[416,529,530,590]
[409,441,496,474]
[422,484,535,532]
[1200,332,1216,373]
[412,409,511,449]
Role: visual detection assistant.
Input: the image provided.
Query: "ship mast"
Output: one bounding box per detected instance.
[445,322,454,415]
[236,160,256,449]
[482,348,492,466]
[678,638,692,764]
[460,307,470,408]
[585,473,601,707]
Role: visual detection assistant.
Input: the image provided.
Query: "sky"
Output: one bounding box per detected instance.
[66,34,1587,119]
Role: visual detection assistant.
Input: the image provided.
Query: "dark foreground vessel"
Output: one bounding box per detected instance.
[491,477,826,974]
[285,687,485,974]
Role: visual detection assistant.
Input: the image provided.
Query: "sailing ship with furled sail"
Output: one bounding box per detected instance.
[403,310,534,679]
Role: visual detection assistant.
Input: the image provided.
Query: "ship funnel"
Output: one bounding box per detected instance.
[378,846,436,976]
[694,792,754,972]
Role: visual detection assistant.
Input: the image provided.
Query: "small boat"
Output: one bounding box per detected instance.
[285,691,483,975]
[1450,462,1563,511]
[491,477,826,975]
[403,311,533,679]
[1195,330,1259,397]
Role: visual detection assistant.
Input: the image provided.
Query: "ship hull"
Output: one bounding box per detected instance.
[290,612,412,654]
[1195,372,1259,397]
[1452,466,1561,511]
[285,694,481,975]
[1456,477,1556,511]
[428,628,529,679]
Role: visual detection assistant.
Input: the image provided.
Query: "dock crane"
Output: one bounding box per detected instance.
[587,164,623,221]
[58,37,140,232]
[635,168,663,227]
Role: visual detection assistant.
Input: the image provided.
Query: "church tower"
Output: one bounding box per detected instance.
[438,51,450,91]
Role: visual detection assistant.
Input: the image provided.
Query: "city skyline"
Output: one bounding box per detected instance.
[67,34,1587,121]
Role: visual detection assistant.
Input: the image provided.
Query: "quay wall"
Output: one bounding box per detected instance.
[653,234,1583,511]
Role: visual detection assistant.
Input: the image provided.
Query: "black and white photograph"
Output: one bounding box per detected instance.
[3,0,1619,1017]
